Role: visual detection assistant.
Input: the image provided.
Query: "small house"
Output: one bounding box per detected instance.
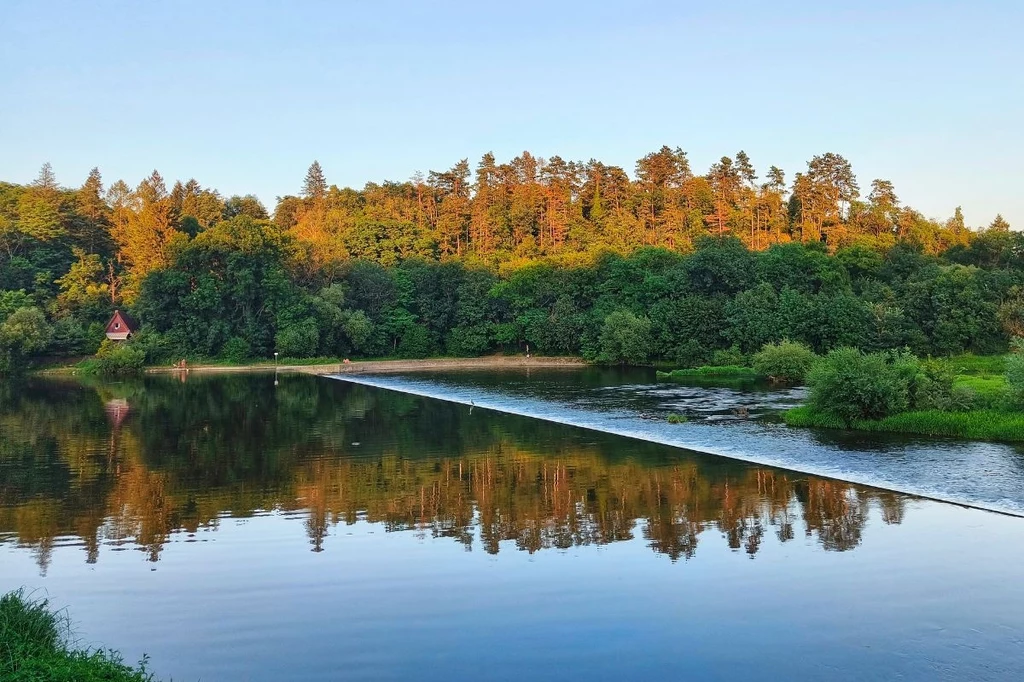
[104,310,138,341]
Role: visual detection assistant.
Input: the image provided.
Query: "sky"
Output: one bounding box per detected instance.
[2,0,1022,228]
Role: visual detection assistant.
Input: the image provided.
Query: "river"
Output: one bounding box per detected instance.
[0,371,1022,681]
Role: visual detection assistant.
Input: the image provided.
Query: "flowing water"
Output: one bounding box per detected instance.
[332,367,1024,515]
[1,372,1023,681]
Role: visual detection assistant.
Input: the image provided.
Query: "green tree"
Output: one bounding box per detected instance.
[597,309,652,365]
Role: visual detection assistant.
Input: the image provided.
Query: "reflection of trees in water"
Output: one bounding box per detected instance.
[0,375,907,573]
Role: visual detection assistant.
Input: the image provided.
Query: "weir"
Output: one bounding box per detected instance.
[329,373,1024,518]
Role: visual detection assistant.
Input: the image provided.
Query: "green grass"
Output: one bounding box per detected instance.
[657,365,760,379]
[954,374,1009,408]
[0,590,157,681]
[666,413,689,424]
[785,405,1024,442]
[940,353,1006,376]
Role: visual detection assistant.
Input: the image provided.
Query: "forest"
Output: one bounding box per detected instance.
[0,149,1021,369]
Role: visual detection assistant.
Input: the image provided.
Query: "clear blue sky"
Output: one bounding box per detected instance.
[2,0,1021,228]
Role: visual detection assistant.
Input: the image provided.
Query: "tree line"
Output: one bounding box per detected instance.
[0,151,1020,368]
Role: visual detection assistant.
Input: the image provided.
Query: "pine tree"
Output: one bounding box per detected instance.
[989,214,1011,232]
[32,162,58,191]
[302,161,327,201]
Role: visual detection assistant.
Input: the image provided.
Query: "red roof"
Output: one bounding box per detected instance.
[104,310,138,340]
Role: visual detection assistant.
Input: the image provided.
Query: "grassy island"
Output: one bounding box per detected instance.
[783,348,1024,442]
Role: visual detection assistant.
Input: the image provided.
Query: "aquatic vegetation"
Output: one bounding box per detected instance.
[666,413,688,424]
[657,365,759,379]
[0,590,156,681]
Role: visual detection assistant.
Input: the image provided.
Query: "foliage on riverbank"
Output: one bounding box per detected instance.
[750,340,818,383]
[785,342,1024,441]
[2,156,1023,374]
[0,590,156,681]
[784,406,1024,442]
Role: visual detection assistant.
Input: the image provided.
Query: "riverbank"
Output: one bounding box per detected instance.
[136,355,587,376]
[0,590,156,681]
[784,406,1024,442]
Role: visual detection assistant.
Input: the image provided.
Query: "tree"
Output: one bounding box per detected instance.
[989,214,1011,232]
[751,340,817,384]
[223,195,269,220]
[302,161,327,201]
[0,306,50,372]
[597,309,652,365]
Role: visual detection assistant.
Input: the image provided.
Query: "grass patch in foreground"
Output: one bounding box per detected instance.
[657,365,759,379]
[785,406,1024,442]
[0,590,156,681]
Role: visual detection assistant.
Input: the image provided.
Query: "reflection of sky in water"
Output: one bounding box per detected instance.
[334,372,1024,516]
[3,502,1023,682]
[1,374,1023,682]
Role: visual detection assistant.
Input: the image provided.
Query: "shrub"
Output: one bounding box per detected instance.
[221,336,250,363]
[598,309,652,365]
[751,340,817,384]
[95,340,145,376]
[710,345,745,367]
[129,329,175,365]
[907,358,970,411]
[806,347,911,424]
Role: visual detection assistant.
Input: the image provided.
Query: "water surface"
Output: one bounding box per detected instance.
[0,373,1022,681]
[332,367,1024,515]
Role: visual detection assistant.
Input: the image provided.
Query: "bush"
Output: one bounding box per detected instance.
[129,329,175,365]
[710,345,746,367]
[806,347,911,424]
[598,310,652,365]
[220,336,250,363]
[751,340,817,384]
[908,358,971,411]
[95,340,145,376]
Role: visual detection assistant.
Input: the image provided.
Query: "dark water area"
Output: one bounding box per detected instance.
[1,373,1023,681]
[333,367,1024,516]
